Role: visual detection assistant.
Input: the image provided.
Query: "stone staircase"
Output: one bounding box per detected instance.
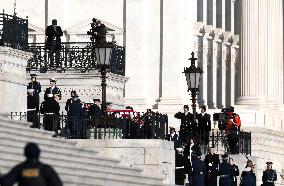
[0,116,165,186]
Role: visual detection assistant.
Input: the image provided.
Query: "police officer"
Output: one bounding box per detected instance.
[219,153,233,186]
[44,78,61,100]
[191,151,205,186]
[197,105,211,145]
[262,162,277,186]
[27,74,41,106]
[27,89,39,128]
[40,94,60,136]
[2,143,62,186]
[230,158,239,186]
[174,105,193,144]
[175,147,186,185]
[240,160,256,186]
[204,146,219,186]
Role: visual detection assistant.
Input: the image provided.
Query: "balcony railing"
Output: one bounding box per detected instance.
[27,42,125,75]
[0,11,28,51]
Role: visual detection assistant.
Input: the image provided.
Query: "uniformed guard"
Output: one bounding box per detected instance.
[175,147,186,185]
[219,153,233,186]
[262,162,277,186]
[230,158,239,186]
[204,146,219,186]
[65,90,80,113]
[167,127,180,149]
[27,74,41,106]
[174,105,193,144]
[40,94,60,136]
[27,89,39,128]
[197,105,211,145]
[2,143,62,186]
[44,78,62,100]
[240,160,256,186]
[191,150,205,186]
[68,95,84,138]
[89,98,102,127]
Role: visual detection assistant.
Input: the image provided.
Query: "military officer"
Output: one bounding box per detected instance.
[174,105,193,143]
[262,162,277,186]
[40,94,60,136]
[27,74,41,106]
[197,105,211,145]
[65,90,80,112]
[219,153,233,186]
[2,143,62,186]
[44,78,62,100]
[27,89,39,128]
[167,127,180,149]
[230,158,239,186]
[204,146,219,186]
[175,148,186,185]
[89,98,102,127]
[191,151,205,186]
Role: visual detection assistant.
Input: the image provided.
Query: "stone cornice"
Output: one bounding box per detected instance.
[0,47,33,60]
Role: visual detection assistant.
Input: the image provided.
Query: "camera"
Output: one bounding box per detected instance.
[213,106,235,130]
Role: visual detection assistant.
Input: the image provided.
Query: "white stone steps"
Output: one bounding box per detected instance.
[0,157,164,186]
[0,143,143,176]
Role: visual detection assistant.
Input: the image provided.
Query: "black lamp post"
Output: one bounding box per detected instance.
[183,52,203,123]
[87,18,113,119]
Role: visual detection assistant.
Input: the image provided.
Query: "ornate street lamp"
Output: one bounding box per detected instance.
[183,52,203,123]
[87,18,113,119]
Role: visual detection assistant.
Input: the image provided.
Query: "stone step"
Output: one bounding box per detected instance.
[0,158,164,186]
[0,143,143,176]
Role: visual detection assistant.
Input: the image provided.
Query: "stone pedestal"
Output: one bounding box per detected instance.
[73,139,175,185]
[0,47,32,114]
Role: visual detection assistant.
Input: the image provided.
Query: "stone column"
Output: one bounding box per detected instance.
[231,0,235,34]
[237,0,283,105]
[203,0,207,24]
[230,36,239,106]
[0,47,32,114]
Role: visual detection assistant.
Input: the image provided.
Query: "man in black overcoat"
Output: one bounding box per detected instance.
[174,105,193,143]
[204,147,219,186]
[262,162,277,186]
[197,105,211,145]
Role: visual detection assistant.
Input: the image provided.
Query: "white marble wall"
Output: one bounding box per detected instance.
[72,139,175,185]
[0,47,32,113]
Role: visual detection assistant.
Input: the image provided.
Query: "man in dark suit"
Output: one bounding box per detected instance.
[174,105,193,143]
[204,147,219,186]
[44,78,62,100]
[262,162,277,186]
[197,105,211,145]
[27,74,41,106]
[27,89,39,128]
[45,19,63,68]
[89,99,102,127]
[167,127,180,149]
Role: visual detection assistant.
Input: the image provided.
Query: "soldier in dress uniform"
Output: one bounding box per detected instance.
[230,158,239,186]
[197,105,211,145]
[65,90,80,112]
[44,78,62,100]
[40,94,60,136]
[68,95,84,138]
[89,98,102,127]
[27,89,39,128]
[204,146,219,186]
[175,148,186,185]
[191,151,206,186]
[27,74,41,106]
[262,162,277,186]
[240,160,256,186]
[2,143,62,186]
[174,105,193,144]
[219,153,234,186]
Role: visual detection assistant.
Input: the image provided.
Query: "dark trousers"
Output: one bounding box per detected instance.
[27,111,39,128]
[205,172,217,186]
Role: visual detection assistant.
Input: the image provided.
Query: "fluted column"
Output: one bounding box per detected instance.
[195,33,204,106]
[231,0,235,34]
[230,39,239,106]
[237,0,283,105]
[212,32,222,108]
[221,42,230,107]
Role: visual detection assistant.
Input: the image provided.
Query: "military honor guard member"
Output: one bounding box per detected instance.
[230,158,240,186]
[27,74,41,106]
[44,78,62,100]
[197,105,211,145]
[174,105,193,143]
[204,146,220,186]
[240,160,256,186]
[167,127,180,149]
[219,153,234,186]
[175,148,186,186]
[191,150,206,186]
[262,161,277,186]
[27,89,39,128]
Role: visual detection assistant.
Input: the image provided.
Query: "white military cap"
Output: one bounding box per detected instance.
[27,89,34,94]
[47,93,53,98]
